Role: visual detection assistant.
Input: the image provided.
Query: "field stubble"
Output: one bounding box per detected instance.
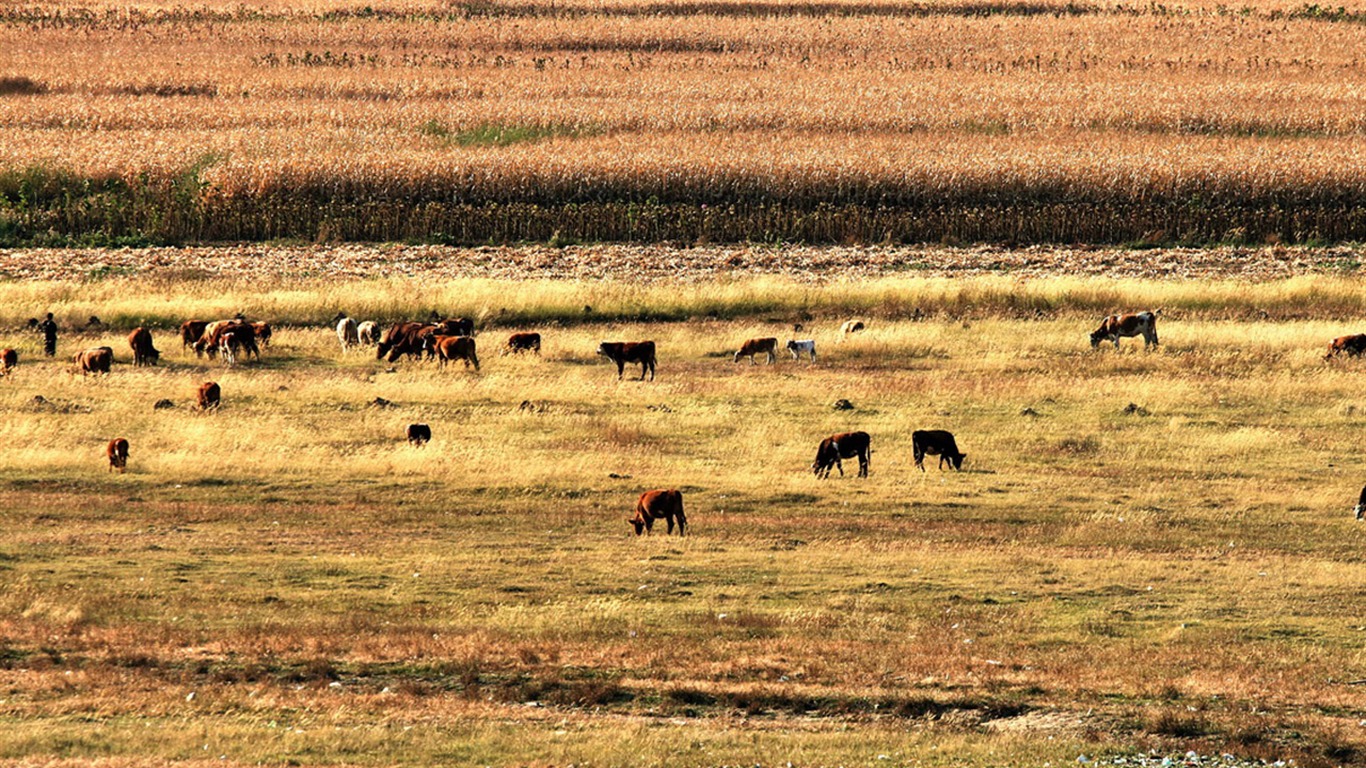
[0,272,1365,765]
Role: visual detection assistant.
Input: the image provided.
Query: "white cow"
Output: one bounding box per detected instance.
[786,339,816,362]
[336,316,359,353]
[357,320,380,346]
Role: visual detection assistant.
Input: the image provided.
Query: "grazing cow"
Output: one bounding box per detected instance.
[107,438,129,473]
[357,321,380,345]
[377,322,429,362]
[0,348,16,376]
[504,332,542,356]
[912,430,966,471]
[1325,334,1366,360]
[407,423,432,446]
[251,322,272,347]
[434,317,475,337]
[194,320,239,359]
[181,320,209,351]
[629,489,686,536]
[336,316,359,353]
[841,320,866,336]
[734,337,778,365]
[1090,310,1160,349]
[787,339,817,362]
[1355,485,1366,520]
[198,381,221,410]
[427,335,480,370]
[218,325,259,365]
[813,431,871,479]
[127,327,160,367]
[597,341,657,381]
[74,346,114,376]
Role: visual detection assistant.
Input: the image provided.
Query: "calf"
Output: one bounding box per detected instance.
[75,346,113,376]
[787,339,817,362]
[1325,334,1366,360]
[0,348,16,376]
[336,316,359,353]
[198,381,221,410]
[407,423,432,446]
[428,335,480,370]
[504,332,542,356]
[734,337,778,365]
[597,341,657,381]
[912,430,966,471]
[357,321,380,345]
[813,431,871,479]
[1090,310,1160,350]
[629,489,686,536]
[107,438,129,473]
[128,327,160,367]
[218,325,259,365]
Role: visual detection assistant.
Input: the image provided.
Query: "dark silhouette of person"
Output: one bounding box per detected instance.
[38,312,57,357]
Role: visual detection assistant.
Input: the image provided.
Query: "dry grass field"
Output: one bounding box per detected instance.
[2,265,1366,766]
[4,0,1366,243]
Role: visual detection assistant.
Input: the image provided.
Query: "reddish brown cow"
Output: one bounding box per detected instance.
[377,322,429,362]
[428,335,480,370]
[0,348,16,376]
[629,489,686,536]
[1325,334,1366,360]
[1090,310,1160,349]
[813,431,871,479]
[75,346,114,376]
[128,327,160,367]
[198,381,221,410]
[504,332,542,356]
[107,438,129,473]
[181,320,209,351]
[734,337,778,365]
[434,318,474,337]
[597,341,656,381]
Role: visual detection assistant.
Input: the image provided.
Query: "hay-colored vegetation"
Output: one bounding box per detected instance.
[1,273,1365,766]
[3,0,1366,244]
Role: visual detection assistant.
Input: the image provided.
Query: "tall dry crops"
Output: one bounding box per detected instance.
[3,0,1366,244]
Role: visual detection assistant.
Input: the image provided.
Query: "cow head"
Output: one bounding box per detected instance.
[1089,329,1106,349]
[811,440,835,475]
[628,515,645,535]
[596,343,615,358]
[1356,503,1364,521]
[147,348,161,364]
[949,452,966,470]
[732,349,744,363]
[376,341,391,360]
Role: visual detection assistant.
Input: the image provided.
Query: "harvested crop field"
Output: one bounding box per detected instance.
[1,244,1363,282]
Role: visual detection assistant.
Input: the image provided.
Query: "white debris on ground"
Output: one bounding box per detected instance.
[0,244,1357,282]
[1077,753,1292,767]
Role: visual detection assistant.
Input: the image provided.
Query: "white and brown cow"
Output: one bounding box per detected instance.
[1090,310,1160,350]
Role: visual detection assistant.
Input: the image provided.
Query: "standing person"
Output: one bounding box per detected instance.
[38,312,57,357]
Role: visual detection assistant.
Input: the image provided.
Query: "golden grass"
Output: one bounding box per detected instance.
[1,274,1366,765]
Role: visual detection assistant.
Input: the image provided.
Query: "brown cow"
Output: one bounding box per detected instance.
[434,317,474,337]
[377,322,429,362]
[107,438,129,473]
[198,381,221,410]
[251,322,272,347]
[407,423,431,446]
[504,332,542,356]
[734,337,778,365]
[128,327,160,367]
[597,341,656,381]
[74,346,113,376]
[181,320,209,351]
[912,429,966,471]
[0,348,16,376]
[1325,334,1366,360]
[218,325,259,365]
[1090,310,1160,349]
[629,489,686,536]
[427,335,480,370]
[813,431,871,479]
[194,320,238,359]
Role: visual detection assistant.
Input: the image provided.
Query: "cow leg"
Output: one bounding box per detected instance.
[616,361,625,380]
[835,457,844,477]
[666,516,675,535]
[749,354,756,366]
[767,350,775,364]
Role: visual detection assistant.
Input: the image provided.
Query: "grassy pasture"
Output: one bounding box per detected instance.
[1,275,1366,766]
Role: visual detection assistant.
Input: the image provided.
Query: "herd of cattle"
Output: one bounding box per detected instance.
[6,308,1366,532]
